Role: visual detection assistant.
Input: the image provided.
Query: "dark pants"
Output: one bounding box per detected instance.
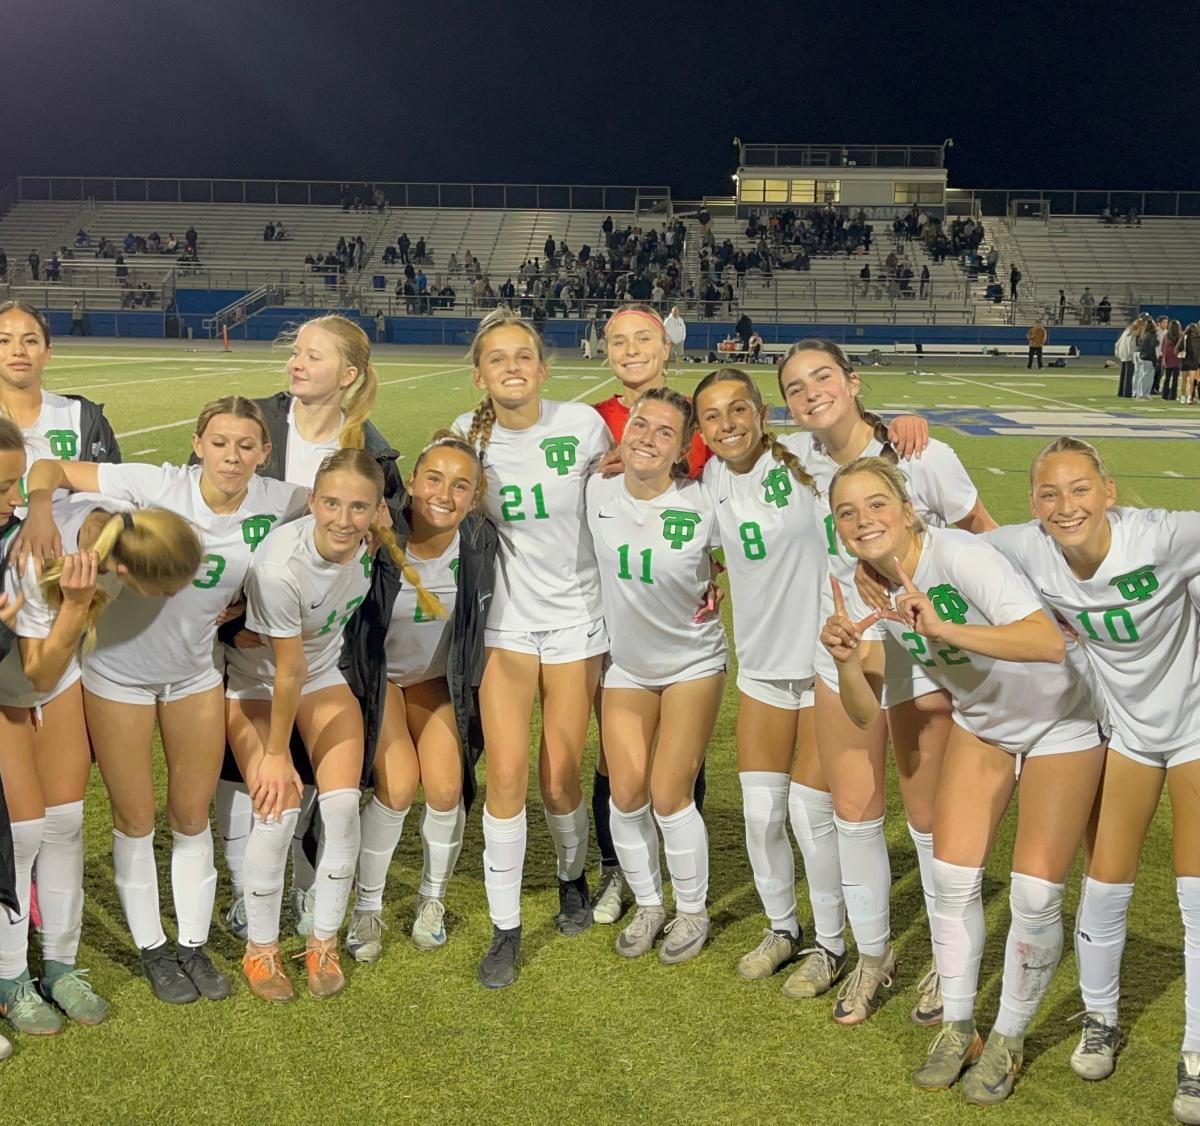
[1151,359,1163,395]
[1117,360,1134,397]
[1162,367,1180,401]
[1027,346,1043,369]
[70,318,87,335]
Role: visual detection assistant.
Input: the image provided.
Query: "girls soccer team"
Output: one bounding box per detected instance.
[0,299,1195,1121]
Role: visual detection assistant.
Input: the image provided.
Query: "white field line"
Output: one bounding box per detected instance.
[55,367,272,394]
[130,448,157,456]
[117,419,195,438]
[569,376,616,402]
[949,374,1108,416]
[379,366,466,388]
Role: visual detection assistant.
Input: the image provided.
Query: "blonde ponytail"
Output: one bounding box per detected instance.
[340,360,378,450]
[762,431,818,495]
[465,397,497,455]
[372,521,448,620]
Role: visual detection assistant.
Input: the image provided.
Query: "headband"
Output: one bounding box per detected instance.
[121,512,134,531]
[605,308,665,336]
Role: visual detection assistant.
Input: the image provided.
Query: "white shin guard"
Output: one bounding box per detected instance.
[1075,877,1134,1023]
[213,780,253,898]
[739,772,797,935]
[38,801,85,964]
[608,801,663,908]
[243,809,299,947]
[311,789,361,940]
[835,815,890,958]
[931,858,985,1024]
[113,828,168,951]
[355,797,409,913]
[172,826,217,948]
[0,818,43,980]
[654,802,709,916]
[419,803,464,901]
[994,873,1064,1040]
[482,807,527,930]
[543,801,589,882]
[789,783,846,956]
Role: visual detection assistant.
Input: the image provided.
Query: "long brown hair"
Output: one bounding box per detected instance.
[195,395,270,445]
[628,387,696,480]
[0,300,52,345]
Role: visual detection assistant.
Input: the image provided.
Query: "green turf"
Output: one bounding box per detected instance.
[7,340,1194,1125]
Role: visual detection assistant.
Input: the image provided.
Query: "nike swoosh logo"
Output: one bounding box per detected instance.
[309,599,325,609]
[487,866,514,874]
[718,495,729,504]
[250,891,273,898]
[327,873,352,881]
[597,513,616,519]
[587,623,604,638]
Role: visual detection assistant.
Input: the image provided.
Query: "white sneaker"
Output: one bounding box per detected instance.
[1176,1051,1200,1125]
[591,866,627,925]
[224,896,247,941]
[292,886,315,938]
[411,897,447,951]
[1069,1011,1122,1080]
[346,909,385,964]
[0,1031,11,1061]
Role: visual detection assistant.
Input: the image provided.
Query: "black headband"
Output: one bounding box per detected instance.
[121,512,134,531]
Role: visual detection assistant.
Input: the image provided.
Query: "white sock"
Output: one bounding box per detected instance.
[172,826,217,948]
[419,803,464,900]
[739,772,798,936]
[312,789,360,940]
[654,802,708,916]
[291,785,320,893]
[113,828,167,951]
[483,807,526,930]
[214,780,252,898]
[0,818,43,980]
[789,783,846,956]
[544,801,589,882]
[835,815,890,957]
[1075,877,1134,1023]
[932,858,985,1024]
[37,801,84,964]
[355,797,409,913]
[994,873,1065,1040]
[609,801,663,907]
[1178,877,1200,1053]
[907,822,937,941]
[243,809,299,946]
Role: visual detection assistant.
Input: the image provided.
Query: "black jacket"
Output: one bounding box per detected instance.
[251,391,391,483]
[71,395,122,463]
[340,502,497,811]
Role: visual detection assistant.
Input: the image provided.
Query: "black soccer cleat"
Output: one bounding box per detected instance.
[555,875,594,937]
[478,926,522,989]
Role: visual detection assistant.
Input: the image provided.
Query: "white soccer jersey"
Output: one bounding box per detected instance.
[586,475,726,684]
[85,463,308,685]
[842,527,1096,755]
[986,509,1200,754]
[16,391,86,513]
[236,514,372,688]
[799,432,980,692]
[702,442,825,680]
[453,399,610,631]
[385,533,460,687]
[284,398,343,489]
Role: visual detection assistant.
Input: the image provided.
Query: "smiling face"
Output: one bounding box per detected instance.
[472,324,547,410]
[407,446,480,537]
[778,349,860,434]
[192,413,270,500]
[1030,451,1116,554]
[621,398,688,483]
[606,311,669,395]
[830,468,917,565]
[0,447,27,522]
[309,468,380,563]
[287,324,356,405]
[0,308,51,392]
[695,379,765,470]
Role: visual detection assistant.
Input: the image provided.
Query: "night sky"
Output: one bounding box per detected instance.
[8,0,1200,200]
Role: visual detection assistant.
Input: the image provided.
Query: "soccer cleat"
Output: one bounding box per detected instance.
[292,886,315,938]
[555,875,594,936]
[736,928,804,981]
[614,904,667,959]
[1175,1052,1200,1125]
[1069,1011,1122,1080]
[140,942,200,1005]
[832,946,896,1025]
[591,866,628,926]
[961,1029,1024,1106]
[411,897,447,951]
[346,909,385,964]
[242,941,294,1003]
[911,963,944,1026]
[0,1032,10,1061]
[782,945,849,1000]
[178,945,232,1001]
[478,925,521,989]
[224,896,248,941]
[43,967,111,1025]
[301,935,346,998]
[0,978,64,1035]
[912,1020,983,1090]
[659,911,709,965]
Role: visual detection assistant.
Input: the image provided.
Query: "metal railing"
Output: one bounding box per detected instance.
[948,188,1200,219]
[737,142,947,169]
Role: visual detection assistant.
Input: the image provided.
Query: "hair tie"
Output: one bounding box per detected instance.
[121,512,134,532]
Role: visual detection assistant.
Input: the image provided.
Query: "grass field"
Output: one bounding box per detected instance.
[8,339,1200,1125]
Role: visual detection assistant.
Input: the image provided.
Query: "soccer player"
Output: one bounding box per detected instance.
[341,432,497,962]
[21,397,307,1004]
[452,308,611,988]
[587,388,725,963]
[1,415,203,1039]
[823,456,1104,1105]
[226,448,393,1002]
[985,437,1200,1123]
[212,313,391,943]
[778,340,994,1024]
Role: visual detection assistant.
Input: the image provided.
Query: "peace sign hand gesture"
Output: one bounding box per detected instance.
[820,576,884,665]
[892,558,945,640]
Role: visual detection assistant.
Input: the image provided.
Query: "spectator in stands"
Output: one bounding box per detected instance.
[381,245,397,266]
[398,232,411,264]
[1101,205,1114,224]
[264,221,276,241]
[1027,317,1048,369]
[664,306,686,365]
[123,232,136,253]
[374,187,387,212]
[185,226,198,253]
[1010,263,1022,301]
[0,248,8,281]
[859,262,871,295]
[747,329,764,363]
[1078,286,1096,325]
[919,264,930,298]
[1161,319,1183,401]
[439,282,456,310]
[47,252,61,282]
[1114,317,1139,397]
[26,249,40,281]
[375,310,386,343]
[115,254,129,286]
[702,280,719,319]
[446,252,459,275]
[602,215,614,245]
[165,233,178,252]
[275,221,288,241]
[734,312,753,352]
[355,235,366,266]
[500,277,516,306]
[1097,295,1112,324]
[985,278,1005,303]
[1057,289,1067,325]
[75,228,90,247]
[70,301,86,335]
[415,270,429,311]
[986,246,1000,278]
[403,279,417,314]
[544,235,556,265]
[1182,323,1200,404]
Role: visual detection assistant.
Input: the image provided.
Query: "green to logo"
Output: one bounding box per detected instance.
[240,514,278,552]
[1110,565,1158,602]
[540,435,580,476]
[762,466,793,509]
[45,428,79,459]
[360,551,373,579]
[449,557,461,582]
[660,509,702,551]
[928,584,970,625]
